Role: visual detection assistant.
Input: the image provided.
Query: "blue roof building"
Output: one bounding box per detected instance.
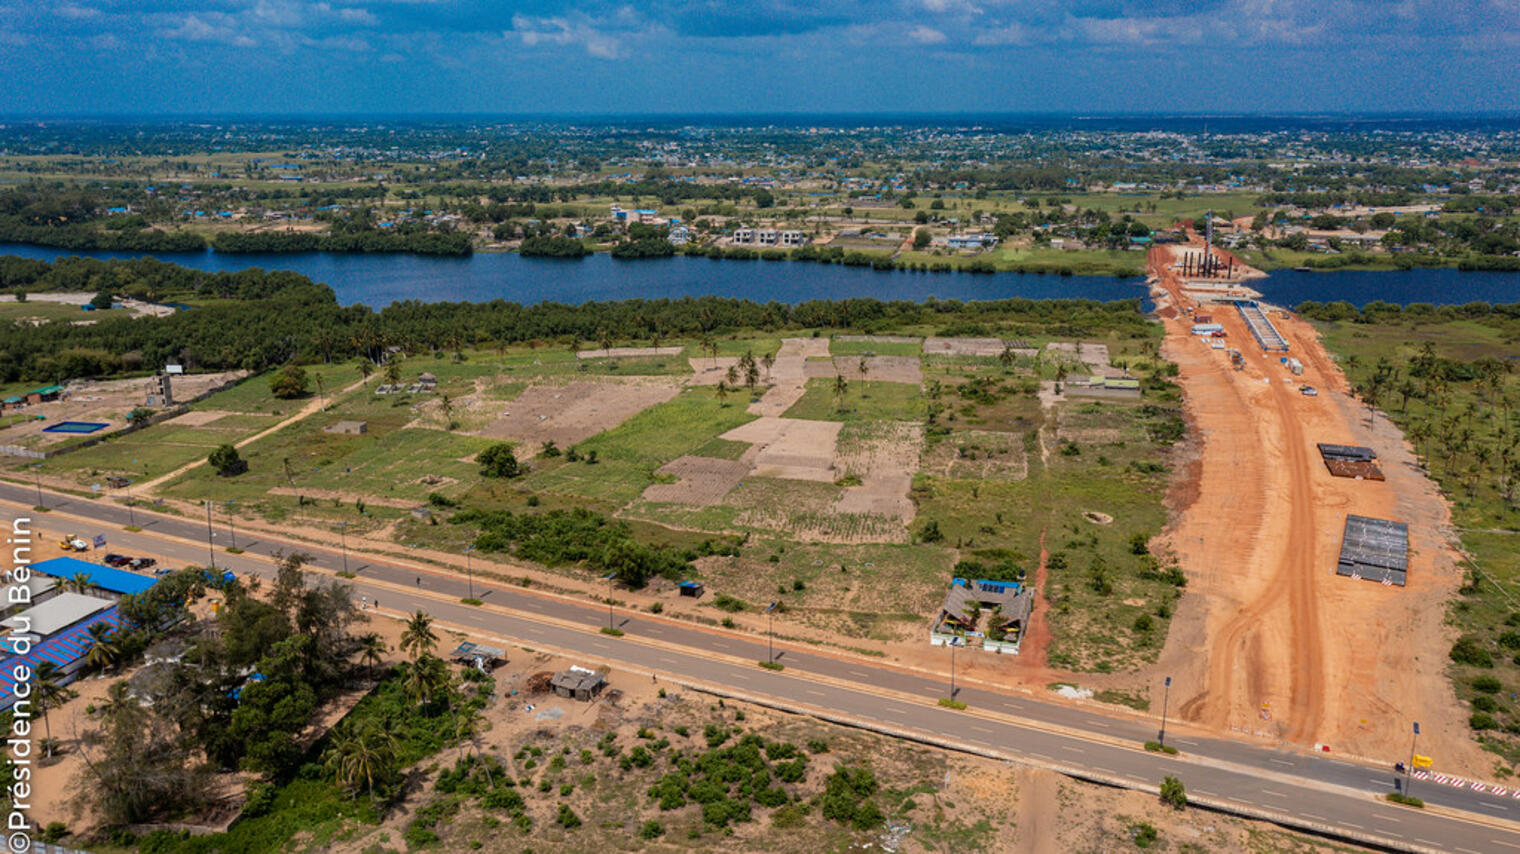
[33,556,159,596]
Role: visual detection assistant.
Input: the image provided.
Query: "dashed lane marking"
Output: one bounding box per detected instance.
[1268,758,1294,766]
[1262,790,1287,798]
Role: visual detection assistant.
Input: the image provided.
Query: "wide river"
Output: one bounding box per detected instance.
[3,244,1517,308]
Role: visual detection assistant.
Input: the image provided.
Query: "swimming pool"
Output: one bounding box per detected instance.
[42,421,109,434]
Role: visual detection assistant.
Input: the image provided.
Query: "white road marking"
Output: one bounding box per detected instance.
[1059,744,1085,754]
[970,725,994,734]
[1372,814,1400,823]
[1175,738,1199,746]
[1416,840,1440,848]
[1302,813,1326,821]
[1195,789,1219,797]
[1268,758,1294,767]
[804,689,826,698]
[1262,790,1287,798]
[730,673,750,681]
[1491,840,1520,850]
[1486,802,1511,811]
[659,657,678,664]
[884,706,909,715]
[1342,822,1364,830]
[1089,720,1110,729]
[847,669,869,677]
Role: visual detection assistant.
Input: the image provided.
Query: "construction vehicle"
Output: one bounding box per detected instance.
[57,534,89,552]
[1228,349,1245,370]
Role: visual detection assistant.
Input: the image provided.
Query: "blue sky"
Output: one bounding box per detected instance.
[2,0,1517,115]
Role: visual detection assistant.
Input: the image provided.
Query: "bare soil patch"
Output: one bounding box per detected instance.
[575,346,684,359]
[473,379,679,448]
[803,355,922,384]
[833,421,924,523]
[0,370,246,451]
[834,334,919,344]
[640,455,750,506]
[720,416,840,482]
[168,409,232,427]
[921,430,1029,480]
[923,337,1012,358]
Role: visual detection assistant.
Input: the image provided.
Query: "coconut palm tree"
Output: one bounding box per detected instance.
[761,352,776,383]
[65,572,92,594]
[324,721,398,801]
[356,632,387,675]
[84,622,120,671]
[34,661,75,757]
[399,610,437,660]
[356,359,374,386]
[404,654,450,707]
[832,374,848,411]
[383,358,403,386]
[714,380,730,405]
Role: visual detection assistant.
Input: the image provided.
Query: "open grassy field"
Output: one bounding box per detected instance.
[1312,306,1520,768]
[783,380,923,422]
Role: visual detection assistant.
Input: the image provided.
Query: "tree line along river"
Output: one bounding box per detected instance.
[2,244,1517,309]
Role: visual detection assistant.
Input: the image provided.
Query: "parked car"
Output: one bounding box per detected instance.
[103,553,133,567]
[129,557,156,570]
[1300,385,1318,397]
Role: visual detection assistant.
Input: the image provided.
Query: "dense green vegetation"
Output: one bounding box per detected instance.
[1308,300,1520,771]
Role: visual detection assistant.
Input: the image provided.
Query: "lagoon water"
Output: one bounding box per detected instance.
[2,244,1517,309]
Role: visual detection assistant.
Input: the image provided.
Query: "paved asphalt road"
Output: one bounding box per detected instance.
[9,482,1520,852]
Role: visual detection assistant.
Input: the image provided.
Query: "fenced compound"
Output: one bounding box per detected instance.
[1234,300,1289,351]
[1336,514,1408,586]
[1317,443,1384,480]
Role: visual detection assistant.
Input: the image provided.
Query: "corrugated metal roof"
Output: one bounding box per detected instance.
[33,556,159,595]
[3,592,111,637]
[0,608,122,708]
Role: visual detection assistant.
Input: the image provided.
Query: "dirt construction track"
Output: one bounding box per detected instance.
[1147,244,1478,771]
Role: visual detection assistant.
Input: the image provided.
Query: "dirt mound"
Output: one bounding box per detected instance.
[525,671,554,695]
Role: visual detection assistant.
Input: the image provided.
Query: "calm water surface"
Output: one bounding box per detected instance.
[3,244,1516,308]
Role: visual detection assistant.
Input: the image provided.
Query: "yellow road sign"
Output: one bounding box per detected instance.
[1412,754,1433,769]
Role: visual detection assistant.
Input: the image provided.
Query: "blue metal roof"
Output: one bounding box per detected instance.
[0,608,122,708]
[33,556,159,595]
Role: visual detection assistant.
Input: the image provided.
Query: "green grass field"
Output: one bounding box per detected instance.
[783,380,923,423]
[828,338,923,357]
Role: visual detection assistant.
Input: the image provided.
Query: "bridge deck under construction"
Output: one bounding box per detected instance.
[1234,300,1289,351]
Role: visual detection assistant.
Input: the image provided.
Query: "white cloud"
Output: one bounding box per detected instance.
[919,0,982,14]
[908,24,947,44]
[510,13,625,59]
[54,3,99,20]
[160,14,258,47]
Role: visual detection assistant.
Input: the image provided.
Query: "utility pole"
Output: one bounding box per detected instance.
[338,521,350,575]
[464,545,475,600]
[1159,675,1173,746]
[203,500,215,569]
[765,601,778,664]
[1406,721,1420,798]
[32,465,44,509]
[948,636,964,699]
[602,571,617,631]
[225,500,237,550]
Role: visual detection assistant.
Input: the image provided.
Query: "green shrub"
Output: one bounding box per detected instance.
[639,820,665,839]
[1472,695,1497,712]
[1473,675,1503,693]
[1472,712,1500,730]
[555,804,582,829]
[1451,636,1494,668]
[1159,775,1186,810]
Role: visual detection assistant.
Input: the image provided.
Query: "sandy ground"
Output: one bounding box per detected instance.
[719,417,840,482]
[924,337,1020,358]
[1144,244,1480,772]
[0,370,245,452]
[833,421,924,523]
[1043,342,1118,376]
[803,355,923,384]
[574,346,684,360]
[686,338,828,419]
[640,455,751,506]
[474,379,679,449]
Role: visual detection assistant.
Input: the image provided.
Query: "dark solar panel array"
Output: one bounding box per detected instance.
[1317,443,1377,462]
[1336,514,1408,586]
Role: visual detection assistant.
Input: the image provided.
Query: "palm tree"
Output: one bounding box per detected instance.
[84,622,120,671]
[356,359,374,386]
[404,654,450,707]
[65,572,93,594]
[858,356,870,384]
[998,344,1014,372]
[725,364,739,386]
[832,374,848,411]
[715,380,730,405]
[761,352,775,383]
[324,722,398,801]
[34,661,75,757]
[356,632,387,675]
[384,358,403,386]
[400,610,437,660]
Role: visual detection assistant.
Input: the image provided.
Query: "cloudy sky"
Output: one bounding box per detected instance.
[2,0,1517,115]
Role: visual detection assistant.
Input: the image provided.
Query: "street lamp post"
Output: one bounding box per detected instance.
[125,487,136,529]
[338,522,350,575]
[765,601,778,664]
[225,500,237,550]
[1406,721,1420,798]
[203,500,216,568]
[464,545,475,600]
[948,636,964,699]
[1159,676,1173,746]
[602,571,617,631]
[32,465,44,509]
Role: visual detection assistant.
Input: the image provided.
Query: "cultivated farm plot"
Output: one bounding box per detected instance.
[804,355,922,385]
[921,429,1029,480]
[473,380,681,449]
[924,337,1033,358]
[641,455,751,506]
[720,416,840,482]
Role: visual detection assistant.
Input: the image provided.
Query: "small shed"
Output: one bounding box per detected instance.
[417,372,438,389]
[325,420,367,435]
[678,580,705,598]
[551,667,606,701]
[450,641,505,671]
